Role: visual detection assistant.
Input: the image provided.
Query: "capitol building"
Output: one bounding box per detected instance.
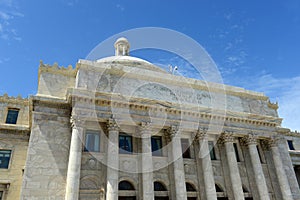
[1,38,300,200]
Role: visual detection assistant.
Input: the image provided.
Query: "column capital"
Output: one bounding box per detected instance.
[195,127,208,141]
[261,137,280,150]
[165,125,179,142]
[107,118,119,131]
[241,133,258,146]
[218,131,234,144]
[139,121,152,138]
[139,121,152,132]
[70,115,85,128]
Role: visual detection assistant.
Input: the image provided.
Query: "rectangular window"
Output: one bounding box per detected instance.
[119,134,133,154]
[151,136,163,156]
[0,150,12,169]
[233,143,240,162]
[208,141,217,160]
[288,140,295,150]
[181,138,191,158]
[5,108,19,124]
[84,131,100,152]
[0,191,3,200]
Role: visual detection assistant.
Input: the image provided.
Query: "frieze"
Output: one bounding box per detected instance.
[68,93,280,127]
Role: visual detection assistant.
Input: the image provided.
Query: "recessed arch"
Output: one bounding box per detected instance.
[185,182,197,192]
[80,175,100,190]
[154,181,167,191]
[118,180,135,190]
[215,183,224,192]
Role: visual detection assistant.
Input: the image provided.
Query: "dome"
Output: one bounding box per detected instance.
[96,55,168,74]
[95,37,168,74]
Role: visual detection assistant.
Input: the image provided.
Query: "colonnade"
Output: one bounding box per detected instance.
[64,117,296,200]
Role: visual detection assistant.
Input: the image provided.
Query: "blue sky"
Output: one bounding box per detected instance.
[0,0,299,130]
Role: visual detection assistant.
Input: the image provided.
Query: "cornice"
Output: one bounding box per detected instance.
[32,96,70,110]
[0,124,30,138]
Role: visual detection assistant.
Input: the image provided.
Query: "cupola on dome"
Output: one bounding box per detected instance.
[114,37,130,56]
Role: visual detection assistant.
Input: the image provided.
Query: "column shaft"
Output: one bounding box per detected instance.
[248,143,270,200]
[271,144,293,200]
[167,126,187,200]
[197,130,217,200]
[65,119,84,200]
[221,132,244,199]
[141,131,154,200]
[106,119,119,200]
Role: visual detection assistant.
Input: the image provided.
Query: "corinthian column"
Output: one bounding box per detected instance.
[195,128,217,200]
[265,138,293,200]
[65,116,84,200]
[219,132,244,199]
[241,134,270,200]
[165,125,187,200]
[140,122,154,200]
[106,118,119,200]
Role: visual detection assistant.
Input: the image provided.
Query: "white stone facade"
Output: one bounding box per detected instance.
[1,38,300,200]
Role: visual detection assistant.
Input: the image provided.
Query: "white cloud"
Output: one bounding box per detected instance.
[0,1,23,41]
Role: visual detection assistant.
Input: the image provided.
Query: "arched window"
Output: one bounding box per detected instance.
[215,184,224,192]
[119,181,135,190]
[154,181,167,191]
[186,182,196,192]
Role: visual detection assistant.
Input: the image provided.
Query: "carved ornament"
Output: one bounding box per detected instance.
[107,118,119,131]
[240,133,258,146]
[70,115,85,127]
[218,131,234,144]
[165,125,179,142]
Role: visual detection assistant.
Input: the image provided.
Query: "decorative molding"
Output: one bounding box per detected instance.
[107,118,119,131]
[267,100,278,110]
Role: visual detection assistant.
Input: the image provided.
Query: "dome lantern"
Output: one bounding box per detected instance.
[114,37,130,56]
